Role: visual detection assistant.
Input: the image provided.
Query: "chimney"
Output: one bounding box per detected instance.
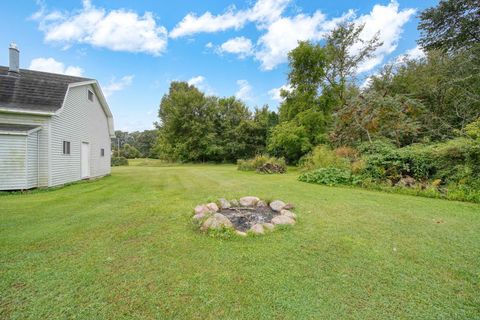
[8,43,19,74]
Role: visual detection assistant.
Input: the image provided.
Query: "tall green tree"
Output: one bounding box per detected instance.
[418,0,480,53]
[323,22,381,107]
[368,47,480,141]
[156,82,217,162]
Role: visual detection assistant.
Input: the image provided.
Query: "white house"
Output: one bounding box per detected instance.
[0,44,115,190]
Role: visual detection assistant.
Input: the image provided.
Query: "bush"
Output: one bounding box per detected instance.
[334,146,358,160]
[237,155,286,174]
[267,121,312,164]
[299,145,349,171]
[111,156,129,166]
[298,167,360,186]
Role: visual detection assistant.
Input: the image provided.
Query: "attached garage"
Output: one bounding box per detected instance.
[0,124,40,190]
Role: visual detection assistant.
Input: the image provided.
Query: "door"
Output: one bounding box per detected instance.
[81,142,90,179]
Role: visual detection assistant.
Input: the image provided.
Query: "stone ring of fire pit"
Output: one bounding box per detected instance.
[192,196,296,236]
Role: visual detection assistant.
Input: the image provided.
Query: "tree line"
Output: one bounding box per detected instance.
[114,0,479,165]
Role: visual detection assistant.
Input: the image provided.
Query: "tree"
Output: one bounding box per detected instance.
[155,82,278,162]
[418,0,480,53]
[332,91,424,147]
[212,96,251,162]
[323,22,381,107]
[120,143,141,159]
[279,41,331,146]
[267,121,312,164]
[279,23,381,137]
[368,47,480,141]
[132,130,158,158]
[156,82,217,162]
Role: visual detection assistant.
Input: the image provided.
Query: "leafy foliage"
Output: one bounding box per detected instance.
[267,121,312,164]
[332,91,424,147]
[111,156,129,166]
[237,155,286,174]
[115,143,141,159]
[155,82,276,162]
[112,130,158,158]
[299,145,349,171]
[367,48,480,142]
[298,167,360,186]
[418,0,480,53]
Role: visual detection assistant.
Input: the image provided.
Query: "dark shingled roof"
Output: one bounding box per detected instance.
[0,66,91,113]
[0,123,40,132]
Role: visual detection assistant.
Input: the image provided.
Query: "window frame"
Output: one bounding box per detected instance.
[87,89,94,102]
[100,148,105,157]
[63,141,71,155]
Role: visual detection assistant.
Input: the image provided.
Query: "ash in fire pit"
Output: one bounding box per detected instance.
[193,197,296,236]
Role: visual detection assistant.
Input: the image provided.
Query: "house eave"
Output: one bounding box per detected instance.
[0,107,54,116]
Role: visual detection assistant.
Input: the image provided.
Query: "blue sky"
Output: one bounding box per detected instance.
[0,0,437,131]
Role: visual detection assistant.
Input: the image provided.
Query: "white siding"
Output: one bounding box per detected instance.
[0,134,26,190]
[0,113,49,187]
[26,131,39,188]
[49,84,111,186]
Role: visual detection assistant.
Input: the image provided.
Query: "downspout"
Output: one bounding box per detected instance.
[25,135,28,190]
[37,132,40,187]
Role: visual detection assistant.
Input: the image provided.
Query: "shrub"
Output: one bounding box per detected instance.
[111,156,129,166]
[237,155,286,174]
[298,167,360,186]
[334,146,358,160]
[267,121,312,164]
[299,145,349,171]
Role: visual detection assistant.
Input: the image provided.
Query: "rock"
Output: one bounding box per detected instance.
[230,199,239,206]
[263,223,274,230]
[272,215,296,225]
[206,202,219,212]
[193,212,207,220]
[269,200,286,212]
[239,196,260,207]
[236,230,247,237]
[194,204,211,215]
[256,200,268,208]
[250,223,265,234]
[201,213,233,231]
[283,203,295,210]
[397,175,416,188]
[280,209,297,219]
[218,198,231,209]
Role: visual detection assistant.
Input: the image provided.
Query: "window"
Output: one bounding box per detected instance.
[87,89,94,102]
[101,148,105,157]
[63,141,71,155]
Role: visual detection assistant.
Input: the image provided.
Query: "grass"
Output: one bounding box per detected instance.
[1,161,479,319]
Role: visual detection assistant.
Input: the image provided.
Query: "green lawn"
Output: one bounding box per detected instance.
[1,161,479,319]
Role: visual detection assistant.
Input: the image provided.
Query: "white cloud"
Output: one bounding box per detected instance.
[170,0,414,72]
[102,75,134,97]
[403,45,425,60]
[218,36,253,58]
[268,84,292,102]
[255,12,329,70]
[187,75,215,95]
[170,0,291,38]
[187,75,206,87]
[29,57,83,76]
[33,0,168,55]
[235,79,252,101]
[355,1,416,73]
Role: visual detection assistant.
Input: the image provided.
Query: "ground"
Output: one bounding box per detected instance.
[1,160,479,319]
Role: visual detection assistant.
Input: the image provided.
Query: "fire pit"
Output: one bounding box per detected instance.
[192,196,296,236]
